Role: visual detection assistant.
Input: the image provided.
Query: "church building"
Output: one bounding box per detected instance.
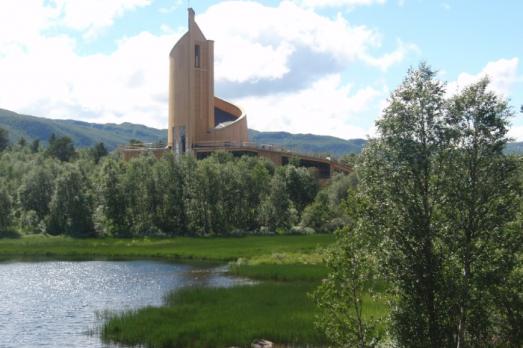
[121,8,350,179]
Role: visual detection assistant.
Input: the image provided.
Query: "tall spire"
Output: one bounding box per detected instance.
[188,7,195,28]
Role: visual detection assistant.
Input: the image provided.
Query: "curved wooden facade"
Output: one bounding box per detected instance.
[167,8,248,154]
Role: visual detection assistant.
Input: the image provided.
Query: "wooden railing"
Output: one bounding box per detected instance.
[119,143,166,151]
[192,141,342,164]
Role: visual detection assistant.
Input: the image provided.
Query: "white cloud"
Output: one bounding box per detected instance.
[235,74,381,139]
[51,0,152,39]
[293,0,386,9]
[447,58,519,98]
[360,39,420,71]
[0,30,181,129]
[0,0,152,48]
[0,0,410,138]
[508,126,523,142]
[197,0,417,86]
[0,1,56,50]
[160,0,183,14]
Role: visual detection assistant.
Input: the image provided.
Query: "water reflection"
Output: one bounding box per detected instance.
[0,261,244,348]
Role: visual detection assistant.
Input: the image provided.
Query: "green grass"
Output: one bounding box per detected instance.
[0,234,334,262]
[102,262,389,348]
[230,263,329,282]
[102,282,326,348]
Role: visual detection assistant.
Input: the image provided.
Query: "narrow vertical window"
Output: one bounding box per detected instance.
[180,126,186,154]
[194,45,200,68]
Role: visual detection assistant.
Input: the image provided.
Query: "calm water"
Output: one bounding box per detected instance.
[0,260,242,348]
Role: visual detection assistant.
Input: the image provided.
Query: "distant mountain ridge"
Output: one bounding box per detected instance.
[248,130,366,157]
[1,108,522,156]
[0,108,166,150]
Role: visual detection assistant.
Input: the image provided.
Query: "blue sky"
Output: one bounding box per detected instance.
[0,0,521,139]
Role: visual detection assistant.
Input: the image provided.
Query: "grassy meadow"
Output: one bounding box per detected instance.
[102,282,325,348]
[0,234,334,261]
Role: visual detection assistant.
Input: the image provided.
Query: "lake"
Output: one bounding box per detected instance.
[0,260,243,347]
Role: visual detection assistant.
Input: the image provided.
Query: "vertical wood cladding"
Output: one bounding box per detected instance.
[167,8,248,152]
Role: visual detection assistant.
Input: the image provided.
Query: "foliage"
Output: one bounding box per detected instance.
[318,64,523,347]
[300,191,335,233]
[18,137,26,147]
[364,63,448,347]
[313,192,384,348]
[90,142,108,164]
[47,165,94,236]
[300,172,357,233]
[258,168,294,231]
[30,139,39,153]
[0,186,13,234]
[0,127,8,151]
[17,166,54,221]
[442,78,522,347]
[46,134,76,161]
[95,158,128,236]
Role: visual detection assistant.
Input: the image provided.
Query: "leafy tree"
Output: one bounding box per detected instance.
[357,63,449,347]
[183,155,209,235]
[18,167,54,220]
[47,166,94,236]
[314,192,382,347]
[300,191,335,233]
[91,142,108,164]
[0,127,8,152]
[236,156,272,231]
[340,153,358,167]
[153,154,187,235]
[96,158,128,236]
[129,139,143,145]
[443,78,522,347]
[0,186,12,234]
[283,165,319,214]
[361,64,448,347]
[122,156,160,235]
[318,64,523,347]
[30,139,40,153]
[258,169,293,232]
[18,137,26,147]
[46,135,76,162]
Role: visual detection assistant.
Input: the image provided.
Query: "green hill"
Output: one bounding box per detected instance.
[1,108,522,156]
[248,130,366,157]
[0,108,166,150]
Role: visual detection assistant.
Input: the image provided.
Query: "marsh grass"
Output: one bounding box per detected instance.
[230,263,329,282]
[0,234,334,261]
[102,282,326,348]
[102,263,389,348]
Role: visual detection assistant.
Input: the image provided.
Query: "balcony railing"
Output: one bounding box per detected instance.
[119,143,167,151]
[192,141,342,164]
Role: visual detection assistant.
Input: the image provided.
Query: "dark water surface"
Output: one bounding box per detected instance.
[0,260,241,347]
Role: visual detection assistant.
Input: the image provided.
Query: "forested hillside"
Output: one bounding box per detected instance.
[0,109,166,150]
[2,108,523,155]
[248,130,366,156]
[0,108,364,156]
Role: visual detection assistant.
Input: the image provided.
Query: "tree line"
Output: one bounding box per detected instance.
[0,132,353,237]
